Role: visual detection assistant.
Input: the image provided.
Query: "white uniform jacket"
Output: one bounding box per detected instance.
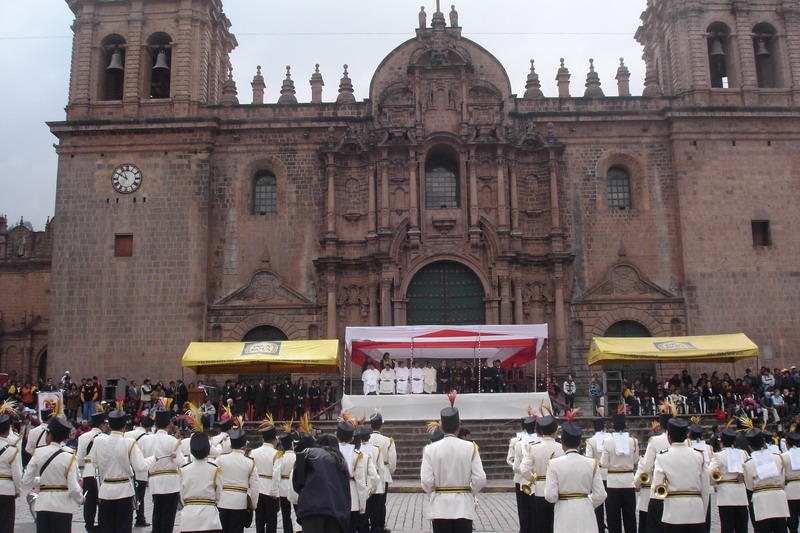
[519,437,564,497]
[513,433,539,484]
[76,427,105,479]
[782,450,800,501]
[273,450,299,504]
[146,429,184,495]
[585,432,610,482]
[507,436,520,482]
[359,444,382,495]
[179,458,223,532]
[215,449,259,511]
[25,423,49,457]
[544,450,606,533]
[601,433,639,489]
[22,442,83,514]
[743,450,789,521]
[362,369,380,395]
[347,446,379,513]
[124,427,149,481]
[212,432,232,455]
[709,447,748,506]
[634,456,651,513]
[369,432,396,486]
[420,434,486,520]
[636,432,669,505]
[0,435,22,496]
[90,430,152,500]
[395,367,410,394]
[251,443,280,496]
[379,369,396,395]
[652,443,706,524]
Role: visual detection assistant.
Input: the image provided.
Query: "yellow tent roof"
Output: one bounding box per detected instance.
[181,340,340,374]
[588,333,758,366]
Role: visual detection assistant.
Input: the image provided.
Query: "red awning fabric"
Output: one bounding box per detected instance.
[345,324,548,368]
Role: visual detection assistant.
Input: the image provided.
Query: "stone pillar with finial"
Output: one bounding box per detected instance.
[251,65,265,104]
[336,64,355,104]
[642,62,663,97]
[431,0,446,29]
[524,59,544,100]
[278,65,298,104]
[449,5,459,27]
[615,58,631,97]
[584,58,604,98]
[556,58,571,98]
[221,67,239,106]
[310,64,324,103]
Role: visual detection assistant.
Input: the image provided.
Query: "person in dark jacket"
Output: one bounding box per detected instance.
[254,378,268,420]
[268,383,280,417]
[280,378,294,420]
[293,434,351,533]
[309,381,322,415]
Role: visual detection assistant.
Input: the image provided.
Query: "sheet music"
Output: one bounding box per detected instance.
[790,448,800,470]
[613,432,630,455]
[339,443,355,475]
[753,450,779,480]
[726,449,744,474]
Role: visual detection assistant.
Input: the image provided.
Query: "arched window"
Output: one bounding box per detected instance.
[253,171,277,215]
[607,166,632,210]
[753,23,779,88]
[707,22,733,88]
[605,320,651,337]
[425,152,459,208]
[242,325,288,342]
[146,33,172,99]
[100,34,126,101]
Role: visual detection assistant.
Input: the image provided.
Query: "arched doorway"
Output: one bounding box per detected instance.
[407,261,485,325]
[37,349,48,381]
[603,320,654,388]
[242,325,288,342]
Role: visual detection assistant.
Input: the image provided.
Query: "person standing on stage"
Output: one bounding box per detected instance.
[379,364,396,395]
[216,429,259,533]
[437,360,451,394]
[520,412,564,533]
[147,410,184,533]
[255,378,269,421]
[423,362,437,394]
[309,380,323,415]
[513,415,539,533]
[380,353,394,371]
[0,410,22,533]
[362,363,380,396]
[274,424,298,533]
[651,418,708,533]
[783,432,800,532]
[586,417,610,533]
[76,411,107,533]
[452,361,464,393]
[179,432,223,533]
[544,412,606,533]
[252,416,281,533]
[281,378,295,420]
[601,406,638,533]
[91,409,153,533]
[744,426,790,533]
[125,414,153,528]
[637,404,673,533]
[295,378,309,420]
[411,362,425,395]
[367,412,396,533]
[420,396,487,533]
[709,426,749,533]
[22,416,84,533]
[395,361,410,395]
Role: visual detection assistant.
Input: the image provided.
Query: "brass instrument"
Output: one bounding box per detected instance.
[521,481,534,495]
[639,472,650,484]
[654,484,668,497]
[711,471,723,482]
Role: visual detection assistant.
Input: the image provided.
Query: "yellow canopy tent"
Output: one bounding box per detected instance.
[181,339,340,374]
[588,333,759,366]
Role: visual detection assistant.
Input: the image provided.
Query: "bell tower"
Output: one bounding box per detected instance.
[64,0,237,119]
[636,0,800,103]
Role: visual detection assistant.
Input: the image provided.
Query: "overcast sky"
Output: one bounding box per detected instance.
[0,0,647,230]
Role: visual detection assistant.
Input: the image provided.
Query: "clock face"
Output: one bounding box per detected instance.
[111,164,143,194]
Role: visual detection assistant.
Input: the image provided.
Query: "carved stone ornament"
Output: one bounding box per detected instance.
[583,262,674,299]
[216,270,314,306]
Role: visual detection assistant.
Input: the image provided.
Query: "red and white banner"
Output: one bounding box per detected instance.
[345,324,548,368]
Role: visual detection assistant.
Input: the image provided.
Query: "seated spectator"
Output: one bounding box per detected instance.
[761,391,780,424]
[773,389,788,419]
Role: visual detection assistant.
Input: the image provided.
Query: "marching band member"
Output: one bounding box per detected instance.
[420,396,486,533]
[179,432,223,532]
[22,416,83,533]
[148,410,184,533]
[782,432,800,533]
[216,428,259,533]
[743,426,789,533]
[379,365,396,395]
[24,408,53,459]
[520,412,564,533]
[125,414,154,528]
[338,420,379,533]
[507,417,525,533]
[634,422,662,533]
[709,426,748,533]
[251,415,281,533]
[513,414,539,533]
[274,422,300,533]
[395,361,410,395]
[367,411,396,533]
[544,411,606,533]
[639,404,673,533]
[601,406,638,533]
[586,417,610,533]
[0,408,22,533]
[76,411,107,533]
[213,410,236,454]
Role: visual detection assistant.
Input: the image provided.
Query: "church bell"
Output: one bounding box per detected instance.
[709,38,725,59]
[755,38,771,58]
[153,49,170,71]
[106,48,124,71]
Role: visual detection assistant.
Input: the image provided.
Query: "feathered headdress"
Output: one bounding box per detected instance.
[690,415,701,425]
[219,401,233,423]
[299,413,313,435]
[540,404,553,417]
[660,399,677,417]
[281,420,294,433]
[736,414,755,433]
[0,398,20,418]
[234,415,244,429]
[713,409,727,421]
[723,418,735,429]
[447,390,457,408]
[526,405,538,418]
[178,401,204,432]
[649,421,661,432]
[426,420,441,433]
[616,403,628,415]
[258,413,275,431]
[565,408,581,421]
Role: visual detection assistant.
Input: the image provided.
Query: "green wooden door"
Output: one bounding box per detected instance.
[407,261,485,325]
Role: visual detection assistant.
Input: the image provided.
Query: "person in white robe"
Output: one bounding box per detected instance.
[410,362,425,394]
[395,361,410,395]
[362,363,379,395]
[422,362,437,394]
[379,366,396,395]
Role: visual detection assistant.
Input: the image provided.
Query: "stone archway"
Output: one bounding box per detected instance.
[406,260,486,325]
[242,325,289,342]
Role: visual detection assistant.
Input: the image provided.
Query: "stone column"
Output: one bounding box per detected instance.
[173,6,194,115]
[380,278,393,325]
[687,7,710,90]
[325,153,337,254]
[123,8,143,117]
[780,1,800,102]
[408,151,420,244]
[733,2,758,96]
[368,160,377,236]
[496,147,508,231]
[326,267,337,338]
[468,148,478,225]
[393,299,407,326]
[379,151,390,230]
[553,274,568,368]
[548,149,562,238]
[499,276,512,324]
[509,162,520,235]
[369,278,379,326]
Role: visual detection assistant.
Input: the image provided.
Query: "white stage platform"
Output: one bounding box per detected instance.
[340,392,551,421]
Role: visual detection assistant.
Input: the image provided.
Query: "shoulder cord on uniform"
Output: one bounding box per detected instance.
[65,450,78,477]
[471,441,479,461]
[213,466,222,489]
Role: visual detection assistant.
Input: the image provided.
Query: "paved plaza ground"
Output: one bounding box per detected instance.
[14,488,734,533]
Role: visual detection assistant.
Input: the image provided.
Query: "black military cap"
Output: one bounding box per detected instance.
[48,416,73,442]
[688,424,704,440]
[369,412,383,428]
[720,428,738,447]
[667,418,689,442]
[107,409,127,430]
[295,433,316,453]
[522,416,537,433]
[0,414,10,434]
[90,412,107,427]
[746,428,764,449]
[336,421,355,443]
[537,415,557,436]
[786,432,800,447]
[190,432,211,457]
[141,416,154,429]
[612,413,626,432]
[658,413,671,430]
[217,418,234,432]
[230,429,247,449]
[40,409,53,421]
[278,431,294,450]
[261,425,277,442]
[592,418,605,432]
[440,407,460,430]
[154,410,172,428]
[429,426,445,443]
[561,422,583,448]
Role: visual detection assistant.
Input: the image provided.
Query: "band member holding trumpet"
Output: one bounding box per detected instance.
[709,426,749,533]
[520,411,564,533]
[637,404,673,533]
[586,417,610,533]
[743,426,789,533]
[782,432,800,533]
[601,405,638,533]
[634,422,661,533]
[514,414,540,533]
[651,418,709,533]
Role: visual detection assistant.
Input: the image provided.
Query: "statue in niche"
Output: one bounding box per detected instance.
[449,5,458,27]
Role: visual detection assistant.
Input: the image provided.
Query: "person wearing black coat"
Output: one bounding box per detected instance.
[254,378,268,420]
[309,381,322,415]
[293,435,351,533]
[268,383,280,416]
[280,378,294,420]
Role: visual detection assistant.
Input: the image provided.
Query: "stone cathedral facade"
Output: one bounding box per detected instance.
[4,0,800,383]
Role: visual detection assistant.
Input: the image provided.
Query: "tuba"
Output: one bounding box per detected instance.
[711,471,723,482]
